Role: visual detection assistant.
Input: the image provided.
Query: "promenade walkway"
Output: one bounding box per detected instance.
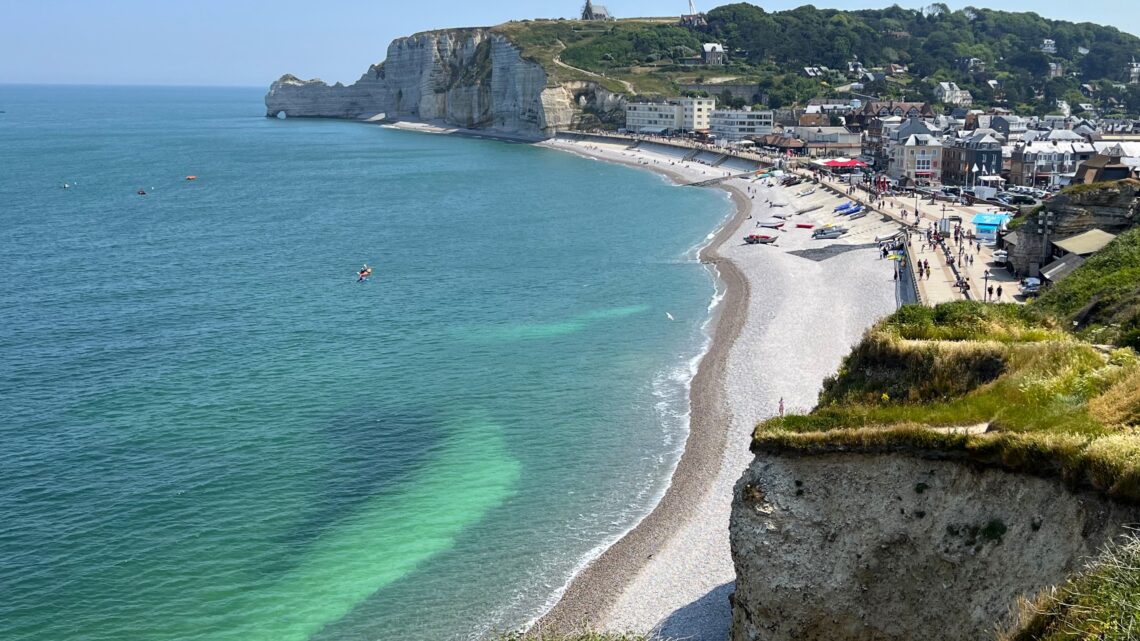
[801,171,1022,305]
[556,131,1024,305]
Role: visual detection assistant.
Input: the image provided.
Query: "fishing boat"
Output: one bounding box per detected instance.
[744,233,777,244]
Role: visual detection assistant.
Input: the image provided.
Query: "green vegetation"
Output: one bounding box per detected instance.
[1003,533,1140,641]
[1035,227,1140,349]
[755,301,1140,500]
[751,238,1140,640]
[493,19,695,96]
[494,5,1140,114]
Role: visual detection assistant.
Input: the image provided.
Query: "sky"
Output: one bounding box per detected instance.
[2,1,1139,87]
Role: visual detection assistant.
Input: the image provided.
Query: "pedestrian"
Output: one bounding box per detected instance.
[987,285,994,300]
[997,285,1003,299]
[778,397,785,417]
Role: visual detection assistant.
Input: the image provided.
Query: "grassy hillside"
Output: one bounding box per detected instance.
[1034,227,1140,349]
[493,4,1140,115]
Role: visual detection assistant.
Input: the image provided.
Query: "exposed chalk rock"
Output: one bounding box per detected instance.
[265,29,623,139]
[730,453,1140,641]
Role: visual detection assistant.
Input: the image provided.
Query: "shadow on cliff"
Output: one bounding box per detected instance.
[652,581,734,641]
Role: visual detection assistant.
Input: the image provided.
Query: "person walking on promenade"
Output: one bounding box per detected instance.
[997,285,1003,300]
[987,285,994,301]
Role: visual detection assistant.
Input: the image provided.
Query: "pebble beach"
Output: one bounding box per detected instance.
[535,136,900,639]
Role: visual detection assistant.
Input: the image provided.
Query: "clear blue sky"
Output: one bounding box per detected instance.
[1,1,1137,87]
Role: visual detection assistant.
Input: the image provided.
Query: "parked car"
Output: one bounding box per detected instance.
[992,250,1009,265]
[1019,277,1042,297]
[1008,194,1037,205]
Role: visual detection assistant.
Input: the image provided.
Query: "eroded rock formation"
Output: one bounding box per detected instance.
[264,29,620,139]
[730,453,1140,641]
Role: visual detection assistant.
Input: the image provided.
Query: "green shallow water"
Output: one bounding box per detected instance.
[0,86,732,641]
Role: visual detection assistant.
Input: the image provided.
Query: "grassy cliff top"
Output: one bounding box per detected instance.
[753,233,1140,640]
[492,19,698,96]
[754,301,1140,501]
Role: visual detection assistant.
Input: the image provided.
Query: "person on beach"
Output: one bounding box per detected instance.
[779,397,784,417]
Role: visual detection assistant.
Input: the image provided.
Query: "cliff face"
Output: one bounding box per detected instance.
[265,29,613,139]
[1007,180,1139,274]
[730,453,1140,641]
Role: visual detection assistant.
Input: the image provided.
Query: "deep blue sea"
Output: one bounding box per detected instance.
[0,86,731,641]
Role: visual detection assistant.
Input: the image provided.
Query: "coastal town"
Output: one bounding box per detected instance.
[601,5,1140,306]
[7,3,1140,641]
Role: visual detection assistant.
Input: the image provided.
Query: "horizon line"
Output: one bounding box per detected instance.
[0,81,266,89]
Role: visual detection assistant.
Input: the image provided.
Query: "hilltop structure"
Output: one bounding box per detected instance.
[580,0,613,21]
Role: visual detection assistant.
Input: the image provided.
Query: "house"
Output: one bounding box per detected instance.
[991,115,1029,143]
[1129,59,1140,84]
[1010,139,1097,187]
[1074,145,1135,184]
[886,64,909,75]
[1048,62,1064,78]
[934,82,973,107]
[851,101,933,131]
[702,43,727,65]
[941,130,1004,186]
[890,134,943,186]
[581,0,613,21]
[960,57,986,72]
[1041,39,1057,54]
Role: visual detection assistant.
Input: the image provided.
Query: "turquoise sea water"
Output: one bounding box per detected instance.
[0,86,732,641]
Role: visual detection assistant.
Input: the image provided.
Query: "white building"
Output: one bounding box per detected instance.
[624,97,717,133]
[1041,39,1057,54]
[679,97,716,131]
[709,107,774,142]
[934,82,973,107]
[624,102,683,134]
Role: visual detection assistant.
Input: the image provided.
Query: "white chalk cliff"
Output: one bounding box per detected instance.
[265,28,617,139]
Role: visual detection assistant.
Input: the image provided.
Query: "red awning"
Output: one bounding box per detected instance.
[822,159,868,168]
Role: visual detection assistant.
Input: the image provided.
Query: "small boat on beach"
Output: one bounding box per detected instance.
[744,233,777,244]
[757,218,785,229]
[796,188,817,197]
[796,222,815,229]
[848,211,868,220]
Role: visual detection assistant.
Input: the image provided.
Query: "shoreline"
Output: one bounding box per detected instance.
[532,139,753,634]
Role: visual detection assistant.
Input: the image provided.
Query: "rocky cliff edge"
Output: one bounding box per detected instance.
[265,28,622,139]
